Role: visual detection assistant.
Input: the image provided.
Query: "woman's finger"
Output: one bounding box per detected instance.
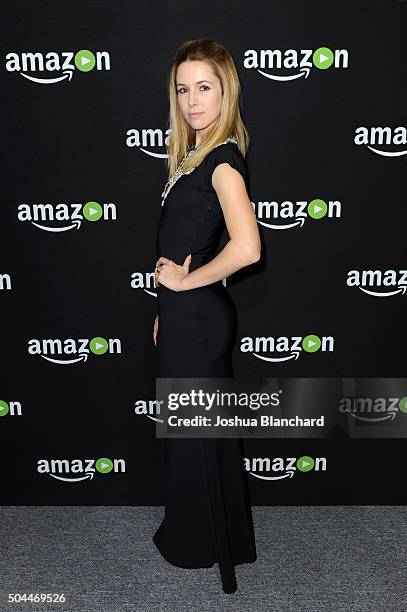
[156,256,171,267]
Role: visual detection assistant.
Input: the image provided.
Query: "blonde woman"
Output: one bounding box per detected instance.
[152,38,261,594]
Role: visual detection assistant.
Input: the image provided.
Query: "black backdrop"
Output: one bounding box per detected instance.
[1,0,406,505]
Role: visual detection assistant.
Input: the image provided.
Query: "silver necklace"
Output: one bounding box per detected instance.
[160,137,238,206]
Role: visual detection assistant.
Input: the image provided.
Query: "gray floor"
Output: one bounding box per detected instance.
[0,506,406,611]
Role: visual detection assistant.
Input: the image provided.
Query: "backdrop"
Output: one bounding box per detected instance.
[1,0,405,504]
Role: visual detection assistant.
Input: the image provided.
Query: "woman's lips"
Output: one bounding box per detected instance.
[189,112,204,117]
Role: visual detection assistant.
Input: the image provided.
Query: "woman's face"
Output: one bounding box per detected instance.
[175,60,223,143]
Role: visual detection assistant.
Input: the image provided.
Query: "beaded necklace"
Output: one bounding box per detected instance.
[160,137,238,206]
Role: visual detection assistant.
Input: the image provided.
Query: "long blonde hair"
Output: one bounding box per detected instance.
[165,38,249,177]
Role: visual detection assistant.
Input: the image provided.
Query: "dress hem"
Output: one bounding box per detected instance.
[152,531,257,570]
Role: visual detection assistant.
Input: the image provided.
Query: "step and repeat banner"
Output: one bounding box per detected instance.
[1,1,405,504]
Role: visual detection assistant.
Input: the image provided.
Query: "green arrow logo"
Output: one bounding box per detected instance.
[313,47,334,69]
[302,335,321,353]
[0,400,9,417]
[95,457,113,474]
[83,201,103,221]
[308,198,328,219]
[399,396,407,413]
[296,455,315,472]
[90,337,109,355]
[74,50,96,72]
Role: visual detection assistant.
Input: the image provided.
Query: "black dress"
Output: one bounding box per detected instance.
[153,141,257,594]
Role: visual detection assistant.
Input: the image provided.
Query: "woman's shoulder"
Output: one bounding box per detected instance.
[203,140,248,187]
[205,140,244,159]
[204,141,246,169]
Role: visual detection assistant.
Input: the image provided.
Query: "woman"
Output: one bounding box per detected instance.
[152,38,261,594]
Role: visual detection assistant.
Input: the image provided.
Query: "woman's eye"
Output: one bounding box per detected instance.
[177,86,210,94]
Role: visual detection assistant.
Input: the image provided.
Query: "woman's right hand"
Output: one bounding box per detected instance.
[153,314,159,346]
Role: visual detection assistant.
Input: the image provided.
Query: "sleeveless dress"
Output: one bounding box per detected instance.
[153,141,257,594]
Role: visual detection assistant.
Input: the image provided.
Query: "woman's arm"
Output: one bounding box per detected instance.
[153,314,159,346]
[181,163,261,291]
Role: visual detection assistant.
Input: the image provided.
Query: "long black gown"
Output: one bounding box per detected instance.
[153,141,257,594]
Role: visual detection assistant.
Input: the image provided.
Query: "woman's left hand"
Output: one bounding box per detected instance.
[154,254,192,292]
